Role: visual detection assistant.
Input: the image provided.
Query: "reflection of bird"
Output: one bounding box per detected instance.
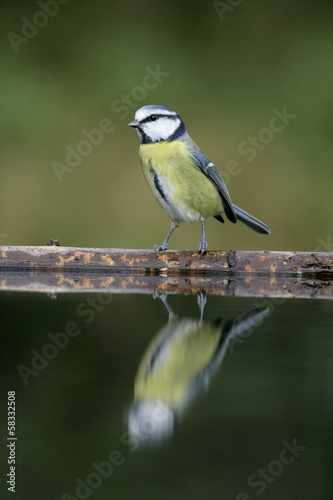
[128,295,270,446]
[129,105,270,254]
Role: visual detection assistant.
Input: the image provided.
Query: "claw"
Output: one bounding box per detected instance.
[154,243,168,254]
[197,292,207,310]
[198,236,208,255]
[198,220,208,255]
[197,291,207,324]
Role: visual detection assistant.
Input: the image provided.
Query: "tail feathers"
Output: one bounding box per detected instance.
[232,204,270,234]
[222,306,270,341]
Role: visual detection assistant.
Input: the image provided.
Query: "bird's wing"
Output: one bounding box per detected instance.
[189,147,237,223]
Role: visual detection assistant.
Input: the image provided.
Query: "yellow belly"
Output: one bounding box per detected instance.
[139,141,224,223]
[134,319,222,408]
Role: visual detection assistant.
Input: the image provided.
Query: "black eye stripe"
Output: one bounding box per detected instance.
[140,113,178,125]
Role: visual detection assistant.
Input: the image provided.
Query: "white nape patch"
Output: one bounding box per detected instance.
[142,117,181,142]
[135,106,176,122]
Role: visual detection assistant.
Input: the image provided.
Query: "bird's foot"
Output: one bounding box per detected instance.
[154,243,168,254]
[197,292,207,312]
[198,236,208,255]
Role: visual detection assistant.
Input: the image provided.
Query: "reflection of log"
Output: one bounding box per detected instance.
[0,271,332,299]
[0,246,332,299]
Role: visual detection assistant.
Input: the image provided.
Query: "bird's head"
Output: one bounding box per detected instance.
[129,105,186,144]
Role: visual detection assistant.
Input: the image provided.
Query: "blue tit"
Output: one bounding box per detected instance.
[127,297,270,446]
[129,105,270,254]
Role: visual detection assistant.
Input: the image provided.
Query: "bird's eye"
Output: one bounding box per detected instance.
[149,114,158,121]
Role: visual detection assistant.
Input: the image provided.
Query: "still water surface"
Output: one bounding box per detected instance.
[1,291,332,499]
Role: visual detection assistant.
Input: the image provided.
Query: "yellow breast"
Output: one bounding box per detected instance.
[134,319,222,408]
[139,140,224,223]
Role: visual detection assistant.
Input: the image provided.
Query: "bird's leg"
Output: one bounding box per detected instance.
[153,291,177,321]
[198,219,208,255]
[197,292,207,325]
[154,221,179,254]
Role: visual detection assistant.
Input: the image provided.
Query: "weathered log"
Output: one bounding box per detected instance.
[0,246,332,276]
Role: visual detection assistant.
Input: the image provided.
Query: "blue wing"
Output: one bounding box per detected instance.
[185,138,270,233]
[189,148,237,223]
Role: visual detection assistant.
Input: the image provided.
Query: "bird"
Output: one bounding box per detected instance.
[128,293,270,446]
[129,105,270,254]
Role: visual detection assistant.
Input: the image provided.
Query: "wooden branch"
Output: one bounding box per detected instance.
[0,246,332,299]
[0,245,332,275]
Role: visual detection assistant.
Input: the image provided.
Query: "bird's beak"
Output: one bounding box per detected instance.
[128,120,139,128]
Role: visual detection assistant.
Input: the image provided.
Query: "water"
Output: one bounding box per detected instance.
[1,291,332,499]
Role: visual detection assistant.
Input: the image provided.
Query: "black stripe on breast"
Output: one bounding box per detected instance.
[149,163,168,204]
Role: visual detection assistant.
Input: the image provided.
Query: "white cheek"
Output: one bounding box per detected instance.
[144,118,180,141]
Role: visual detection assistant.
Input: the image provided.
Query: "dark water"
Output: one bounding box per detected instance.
[1,291,332,500]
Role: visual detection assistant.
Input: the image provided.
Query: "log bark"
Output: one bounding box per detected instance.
[0,245,332,276]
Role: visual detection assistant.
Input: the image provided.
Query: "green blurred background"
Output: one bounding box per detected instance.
[1,0,332,251]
